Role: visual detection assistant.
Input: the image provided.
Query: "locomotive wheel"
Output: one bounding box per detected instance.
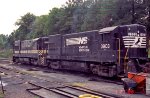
[33,59,38,66]
[30,59,34,65]
[13,58,16,63]
[127,59,140,73]
[46,62,51,68]
[50,62,61,70]
[90,66,98,75]
[127,60,136,72]
[16,58,20,63]
[29,59,31,65]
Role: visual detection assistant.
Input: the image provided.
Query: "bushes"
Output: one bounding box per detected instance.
[0,49,12,58]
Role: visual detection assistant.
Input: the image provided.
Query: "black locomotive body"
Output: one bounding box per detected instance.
[13,37,48,65]
[12,24,147,77]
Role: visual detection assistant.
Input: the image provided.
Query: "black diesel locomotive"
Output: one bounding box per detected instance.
[13,24,147,77]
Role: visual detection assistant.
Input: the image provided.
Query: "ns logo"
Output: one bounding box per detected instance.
[79,37,88,44]
[66,37,88,46]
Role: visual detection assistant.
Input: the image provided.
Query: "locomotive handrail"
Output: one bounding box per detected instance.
[124,46,130,73]
[116,38,121,68]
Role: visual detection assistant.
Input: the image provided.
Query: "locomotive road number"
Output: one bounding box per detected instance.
[101,44,110,49]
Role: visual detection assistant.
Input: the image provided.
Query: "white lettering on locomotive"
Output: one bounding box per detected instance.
[101,44,110,49]
[128,33,146,37]
[79,46,89,52]
[66,37,88,46]
[123,33,146,48]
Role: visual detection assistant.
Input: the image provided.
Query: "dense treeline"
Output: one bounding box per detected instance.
[0,34,9,49]
[0,0,150,49]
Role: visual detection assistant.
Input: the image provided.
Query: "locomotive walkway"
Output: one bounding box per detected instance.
[0,59,149,98]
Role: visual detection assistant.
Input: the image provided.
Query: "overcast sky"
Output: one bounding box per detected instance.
[0,0,68,35]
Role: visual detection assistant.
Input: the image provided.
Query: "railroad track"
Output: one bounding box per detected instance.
[0,58,123,85]
[0,63,123,85]
[0,64,123,98]
[27,82,122,98]
[0,66,23,76]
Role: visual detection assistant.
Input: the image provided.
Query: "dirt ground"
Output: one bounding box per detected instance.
[0,59,149,98]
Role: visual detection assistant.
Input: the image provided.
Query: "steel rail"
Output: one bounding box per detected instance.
[28,82,78,98]
[66,85,121,98]
[28,82,121,98]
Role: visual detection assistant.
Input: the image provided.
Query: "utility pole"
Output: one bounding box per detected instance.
[148,0,150,21]
[131,0,135,24]
[131,0,144,24]
[147,1,150,32]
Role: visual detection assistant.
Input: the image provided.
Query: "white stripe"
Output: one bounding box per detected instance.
[123,37,135,39]
[123,38,146,40]
[124,41,134,42]
[124,42,146,44]
[141,42,146,43]
[123,36,146,38]
[123,36,135,38]
[125,46,146,48]
[124,44,146,46]
[123,39,135,41]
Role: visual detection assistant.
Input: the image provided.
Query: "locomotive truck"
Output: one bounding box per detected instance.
[13,24,147,77]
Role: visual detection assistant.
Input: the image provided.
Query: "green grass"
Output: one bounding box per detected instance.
[0,49,12,58]
[0,92,4,98]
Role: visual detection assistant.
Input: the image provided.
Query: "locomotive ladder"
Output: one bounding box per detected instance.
[38,50,45,65]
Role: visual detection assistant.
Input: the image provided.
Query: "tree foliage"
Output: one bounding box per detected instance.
[0,34,8,50]
[15,13,36,40]
[5,0,150,48]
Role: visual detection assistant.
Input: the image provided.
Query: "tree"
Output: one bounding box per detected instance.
[0,34,8,49]
[15,13,36,40]
[8,0,150,44]
[145,0,150,32]
[47,8,63,35]
[29,15,49,38]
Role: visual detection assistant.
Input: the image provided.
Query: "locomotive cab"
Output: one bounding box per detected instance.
[99,24,147,76]
[120,24,147,74]
[13,40,21,62]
